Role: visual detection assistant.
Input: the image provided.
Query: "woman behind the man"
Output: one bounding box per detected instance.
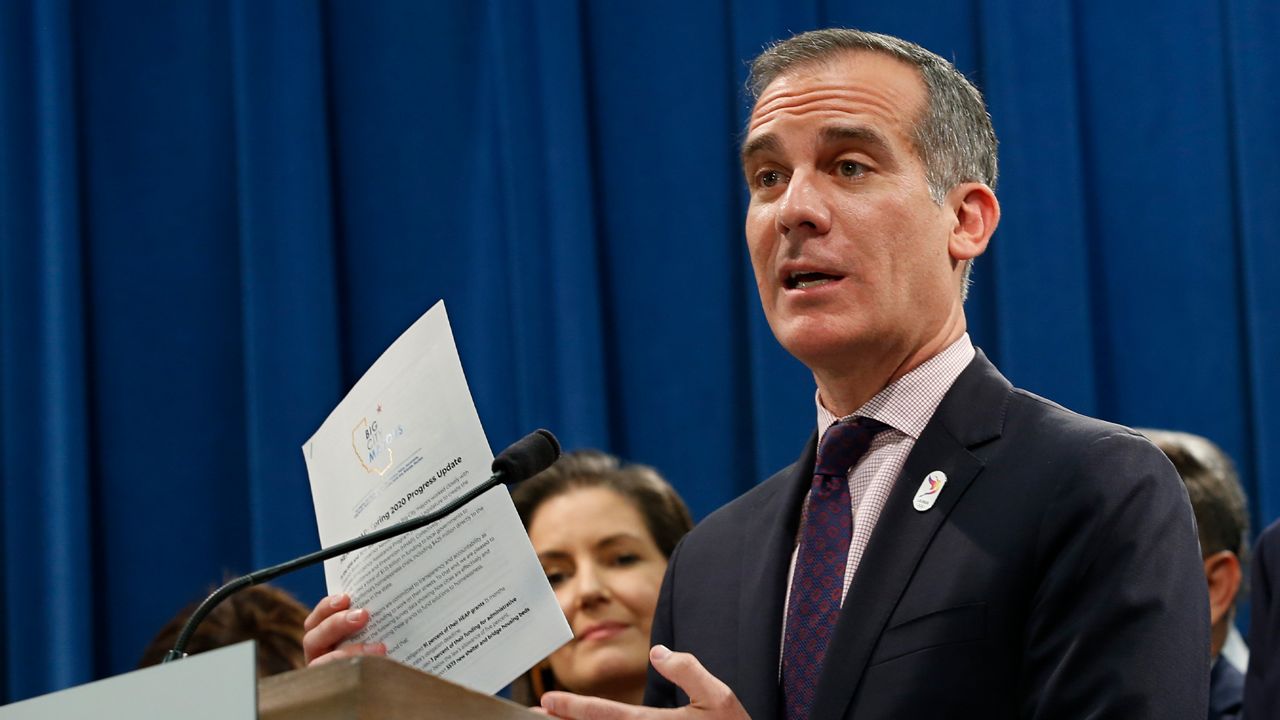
[510,450,693,705]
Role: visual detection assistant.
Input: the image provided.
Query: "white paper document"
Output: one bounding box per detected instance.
[302,301,570,694]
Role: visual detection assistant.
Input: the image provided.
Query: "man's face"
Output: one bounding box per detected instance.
[742,51,963,370]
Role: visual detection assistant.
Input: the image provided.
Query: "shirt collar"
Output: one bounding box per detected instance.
[816,334,976,441]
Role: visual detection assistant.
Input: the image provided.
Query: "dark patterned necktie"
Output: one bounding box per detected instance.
[782,417,884,720]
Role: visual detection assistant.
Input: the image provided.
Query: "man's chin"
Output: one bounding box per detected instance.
[774,325,866,365]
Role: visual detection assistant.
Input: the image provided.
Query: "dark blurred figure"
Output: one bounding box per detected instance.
[138,584,309,677]
[1246,518,1280,719]
[1141,429,1248,720]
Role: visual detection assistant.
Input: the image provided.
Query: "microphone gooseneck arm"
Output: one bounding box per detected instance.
[162,428,561,663]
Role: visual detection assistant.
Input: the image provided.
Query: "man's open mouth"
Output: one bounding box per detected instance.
[785,271,842,290]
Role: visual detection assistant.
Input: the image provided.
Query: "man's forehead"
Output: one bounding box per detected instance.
[742,51,925,159]
[749,50,925,123]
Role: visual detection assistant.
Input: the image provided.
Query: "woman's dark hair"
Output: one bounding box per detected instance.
[509,449,693,704]
[138,584,309,678]
[512,450,692,558]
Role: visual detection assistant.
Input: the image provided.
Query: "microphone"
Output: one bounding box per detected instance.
[491,428,560,483]
[162,428,561,663]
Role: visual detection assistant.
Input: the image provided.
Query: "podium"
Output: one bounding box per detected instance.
[259,656,542,719]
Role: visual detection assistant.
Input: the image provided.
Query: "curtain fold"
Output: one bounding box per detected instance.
[75,0,254,677]
[1073,1,1254,497]
[1226,0,1280,526]
[0,0,95,699]
[978,0,1099,416]
[227,0,342,591]
[2,0,1277,702]
[483,0,612,452]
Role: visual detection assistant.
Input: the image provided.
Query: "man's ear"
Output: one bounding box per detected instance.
[946,182,999,262]
[1204,550,1243,626]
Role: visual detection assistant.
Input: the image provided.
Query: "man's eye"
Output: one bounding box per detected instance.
[545,570,567,587]
[756,170,783,188]
[838,161,865,178]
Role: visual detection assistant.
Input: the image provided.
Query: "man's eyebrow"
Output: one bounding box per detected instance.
[740,133,781,163]
[819,125,892,153]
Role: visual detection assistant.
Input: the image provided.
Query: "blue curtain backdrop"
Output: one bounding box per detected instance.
[2,0,1277,703]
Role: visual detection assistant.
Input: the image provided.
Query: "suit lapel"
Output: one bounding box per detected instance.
[809,352,1011,719]
[735,432,817,719]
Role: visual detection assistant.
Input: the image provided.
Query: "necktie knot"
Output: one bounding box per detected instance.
[814,417,885,479]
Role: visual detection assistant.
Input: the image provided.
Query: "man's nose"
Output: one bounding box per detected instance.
[776,171,831,236]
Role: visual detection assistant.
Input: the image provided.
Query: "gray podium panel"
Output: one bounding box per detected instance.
[0,641,256,719]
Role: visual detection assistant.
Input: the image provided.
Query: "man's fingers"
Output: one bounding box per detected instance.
[302,606,371,663]
[540,691,649,720]
[303,593,350,632]
[308,642,387,667]
[540,663,747,720]
[648,646,744,714]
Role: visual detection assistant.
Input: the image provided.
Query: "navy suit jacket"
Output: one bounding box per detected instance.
[644,352,1209,718]
[1209,656,1243,720]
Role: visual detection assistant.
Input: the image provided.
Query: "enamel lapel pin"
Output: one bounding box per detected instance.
[913,470,948,512]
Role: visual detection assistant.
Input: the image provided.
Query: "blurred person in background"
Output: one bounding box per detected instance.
[138,583,309,677]
[1141,429,1248,720]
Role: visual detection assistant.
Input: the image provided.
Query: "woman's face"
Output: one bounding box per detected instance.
[526,487,668,700]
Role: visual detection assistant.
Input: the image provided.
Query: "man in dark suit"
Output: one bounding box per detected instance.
[540,27,1209,719]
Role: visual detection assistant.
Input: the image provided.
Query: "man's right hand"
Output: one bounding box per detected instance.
[302,593,388,665]
[539,645,750,720]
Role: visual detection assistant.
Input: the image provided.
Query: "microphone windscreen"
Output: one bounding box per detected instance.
[491,429,561,484]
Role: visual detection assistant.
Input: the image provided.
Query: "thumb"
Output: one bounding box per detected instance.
[649,645,743,713]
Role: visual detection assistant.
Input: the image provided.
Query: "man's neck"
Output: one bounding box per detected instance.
[813,317,967,417]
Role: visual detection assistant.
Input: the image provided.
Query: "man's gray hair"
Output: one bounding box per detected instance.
[748,28,999,202]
